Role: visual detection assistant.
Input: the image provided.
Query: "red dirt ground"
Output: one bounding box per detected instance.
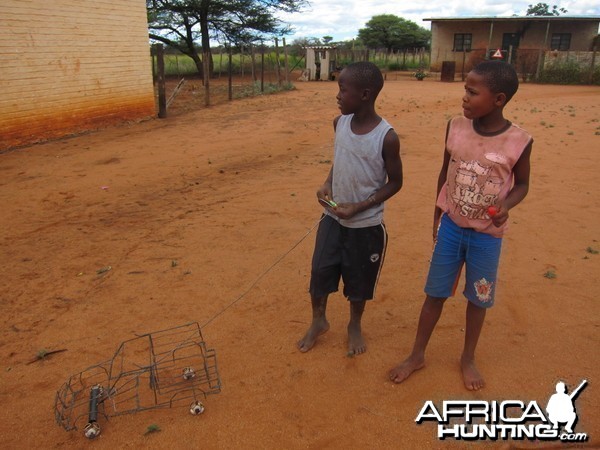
[0,75,599,449]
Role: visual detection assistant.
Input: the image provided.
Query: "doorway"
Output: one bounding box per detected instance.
[502,33,520,64]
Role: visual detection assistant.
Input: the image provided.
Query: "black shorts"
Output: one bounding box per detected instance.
[309,214,387,302]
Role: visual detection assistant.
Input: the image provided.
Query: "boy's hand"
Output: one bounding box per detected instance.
[489,203,509,227]
[330,202,359,220]
[316,184,333,207]
[432,212,442,243]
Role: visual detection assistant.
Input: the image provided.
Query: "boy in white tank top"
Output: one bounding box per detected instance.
[297,62,403,356]
[389,61,533,390]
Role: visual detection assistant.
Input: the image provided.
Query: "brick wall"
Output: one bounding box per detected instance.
[0,0,155,150]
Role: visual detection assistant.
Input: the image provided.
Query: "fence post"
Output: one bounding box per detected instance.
[203,48,210,107]
[260,42,265,93]
[228,44,233,101]
[535,20,551,81]
[589,44,597,84]
[241,45,245,78]
[283,38,290,85]
[219,47,224,77]
[154,44,167,119]
[250,44,256,85]
[274,38,282,87]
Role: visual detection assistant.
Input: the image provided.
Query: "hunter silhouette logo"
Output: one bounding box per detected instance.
[416,379,589,442]
[546,379,587,434]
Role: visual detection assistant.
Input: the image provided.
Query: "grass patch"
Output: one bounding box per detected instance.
[234,81,295,99]
[543,270,557,279]
[144,424,161,435]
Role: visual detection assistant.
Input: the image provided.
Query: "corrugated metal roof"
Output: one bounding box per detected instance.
[424,15,600,22]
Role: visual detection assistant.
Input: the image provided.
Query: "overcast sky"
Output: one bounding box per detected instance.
[277,1,600,42]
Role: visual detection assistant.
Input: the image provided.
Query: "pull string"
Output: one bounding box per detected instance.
[201,215,325,329]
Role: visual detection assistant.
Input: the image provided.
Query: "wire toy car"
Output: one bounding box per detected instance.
[54,322,221,438]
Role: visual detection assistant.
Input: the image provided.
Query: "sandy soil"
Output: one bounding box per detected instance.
[0,74,599,449]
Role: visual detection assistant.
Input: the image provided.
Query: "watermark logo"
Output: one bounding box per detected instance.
[416,379,588,442]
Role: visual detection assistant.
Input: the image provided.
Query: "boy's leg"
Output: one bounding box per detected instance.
[297,295,330,352]
[461,301,486,390]
[389,295,446,383]
[300,215,341,353]
[390,214,462,383]
[347,300,366,355]
[460,231,502,391]
[461,229,502,390]
[341,223,387,356]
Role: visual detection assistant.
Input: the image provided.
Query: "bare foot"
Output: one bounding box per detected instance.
[461,356,485,391]
[347,323,366,356]
[297,318,330,353]
[388,354,425,383]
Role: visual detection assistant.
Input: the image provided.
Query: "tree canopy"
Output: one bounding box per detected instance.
[526,3,568,16]
[147,0,307,75]
[357,15,430,52]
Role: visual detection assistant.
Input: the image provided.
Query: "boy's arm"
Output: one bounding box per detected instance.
[316,116,341,205]
[433,148,451,241]
[432,120,452,241]
[331,128,402,219]
[491,140,533,227]
[317,166,334,203]
[372,128,403,203]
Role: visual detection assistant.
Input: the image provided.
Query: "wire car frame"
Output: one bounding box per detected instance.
[54,322,221,438]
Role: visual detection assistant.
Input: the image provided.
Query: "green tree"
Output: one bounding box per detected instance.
[289,37,323,57]
[358,14,430,52]
[147,0,307,76]
[292,37,323,47]
[526,3,567,16]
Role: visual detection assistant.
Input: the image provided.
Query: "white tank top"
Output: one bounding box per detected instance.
[329,114,392,228]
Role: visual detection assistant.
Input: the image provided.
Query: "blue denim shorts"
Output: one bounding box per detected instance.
[425,214,502,308]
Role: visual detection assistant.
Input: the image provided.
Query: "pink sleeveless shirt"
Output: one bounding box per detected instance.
[436,116,532,238]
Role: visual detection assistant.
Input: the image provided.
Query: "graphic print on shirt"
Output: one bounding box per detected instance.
[450,153,507,220]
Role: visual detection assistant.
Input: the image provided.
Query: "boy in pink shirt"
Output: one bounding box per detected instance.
[389,60,533,390]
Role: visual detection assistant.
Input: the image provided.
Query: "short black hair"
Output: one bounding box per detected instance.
[471,60,519,103]
[343,61,384,97]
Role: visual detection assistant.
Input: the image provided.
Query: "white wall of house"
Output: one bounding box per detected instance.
[0,0,155,150]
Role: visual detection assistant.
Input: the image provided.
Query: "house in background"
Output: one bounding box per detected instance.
[424,16,600,77]
[0,0,155,150]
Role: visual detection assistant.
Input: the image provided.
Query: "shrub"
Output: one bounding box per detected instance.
[538,60,586,85]
[591,66,600,85]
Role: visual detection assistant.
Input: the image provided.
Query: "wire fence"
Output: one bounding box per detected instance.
[150,44,434,116]
[150,43,599,116]
[431,47,599,83]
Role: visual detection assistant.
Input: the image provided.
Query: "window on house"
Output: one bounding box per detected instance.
[550,33,571,51]
[453,33,472,51]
